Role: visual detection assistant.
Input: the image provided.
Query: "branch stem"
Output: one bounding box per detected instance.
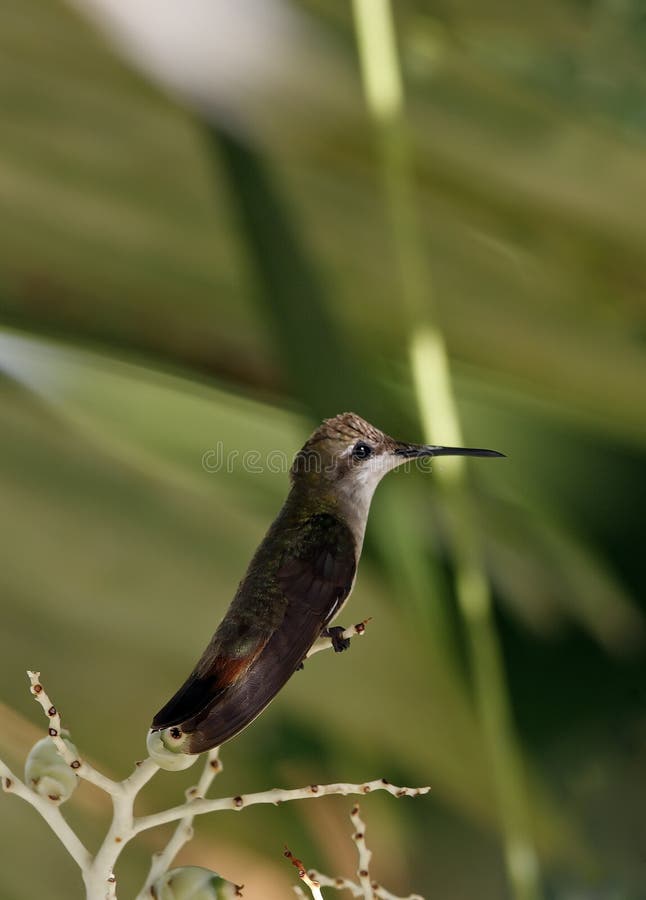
[0,759,91,869]
[135,749,222,900]
[3,654,426,900]
[133,780,429,835]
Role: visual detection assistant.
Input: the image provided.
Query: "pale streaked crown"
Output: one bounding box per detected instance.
[290,412,395,480]
[308,412,390,448]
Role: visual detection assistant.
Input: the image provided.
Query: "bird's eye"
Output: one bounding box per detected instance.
[352,441,373,461]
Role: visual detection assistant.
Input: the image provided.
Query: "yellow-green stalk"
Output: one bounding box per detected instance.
[351,2,542,898]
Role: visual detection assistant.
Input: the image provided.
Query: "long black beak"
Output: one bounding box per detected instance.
[394,443,505,459]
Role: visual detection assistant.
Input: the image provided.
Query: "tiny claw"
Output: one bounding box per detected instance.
[322,626,351,653]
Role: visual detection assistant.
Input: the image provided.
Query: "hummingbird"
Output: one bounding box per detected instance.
[150,412,503,754]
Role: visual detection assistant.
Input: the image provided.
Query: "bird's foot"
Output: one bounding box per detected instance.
[322,625,351,653]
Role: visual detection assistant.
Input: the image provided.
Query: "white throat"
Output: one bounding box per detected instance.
[336,453,402,552]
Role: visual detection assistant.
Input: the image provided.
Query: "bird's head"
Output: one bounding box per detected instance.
[290,412,503,519]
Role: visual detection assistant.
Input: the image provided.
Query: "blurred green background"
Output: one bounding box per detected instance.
[1,1,646,898]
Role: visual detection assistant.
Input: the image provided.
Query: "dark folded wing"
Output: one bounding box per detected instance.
[151,646,266,731]
[182,513,357,752]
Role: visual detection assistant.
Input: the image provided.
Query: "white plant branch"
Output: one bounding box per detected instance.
[285,847,325,900]
[27,671,119,796]
[23,671,161,899]
[0,758,91,869]
[133,779,429,835]
[312,875,423,900]
[0,628,429,900]
[311,873,363,897]
[373,888,424,900]
[308,804,425,900]
[135,748,222,900]
[350,804,374,898]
